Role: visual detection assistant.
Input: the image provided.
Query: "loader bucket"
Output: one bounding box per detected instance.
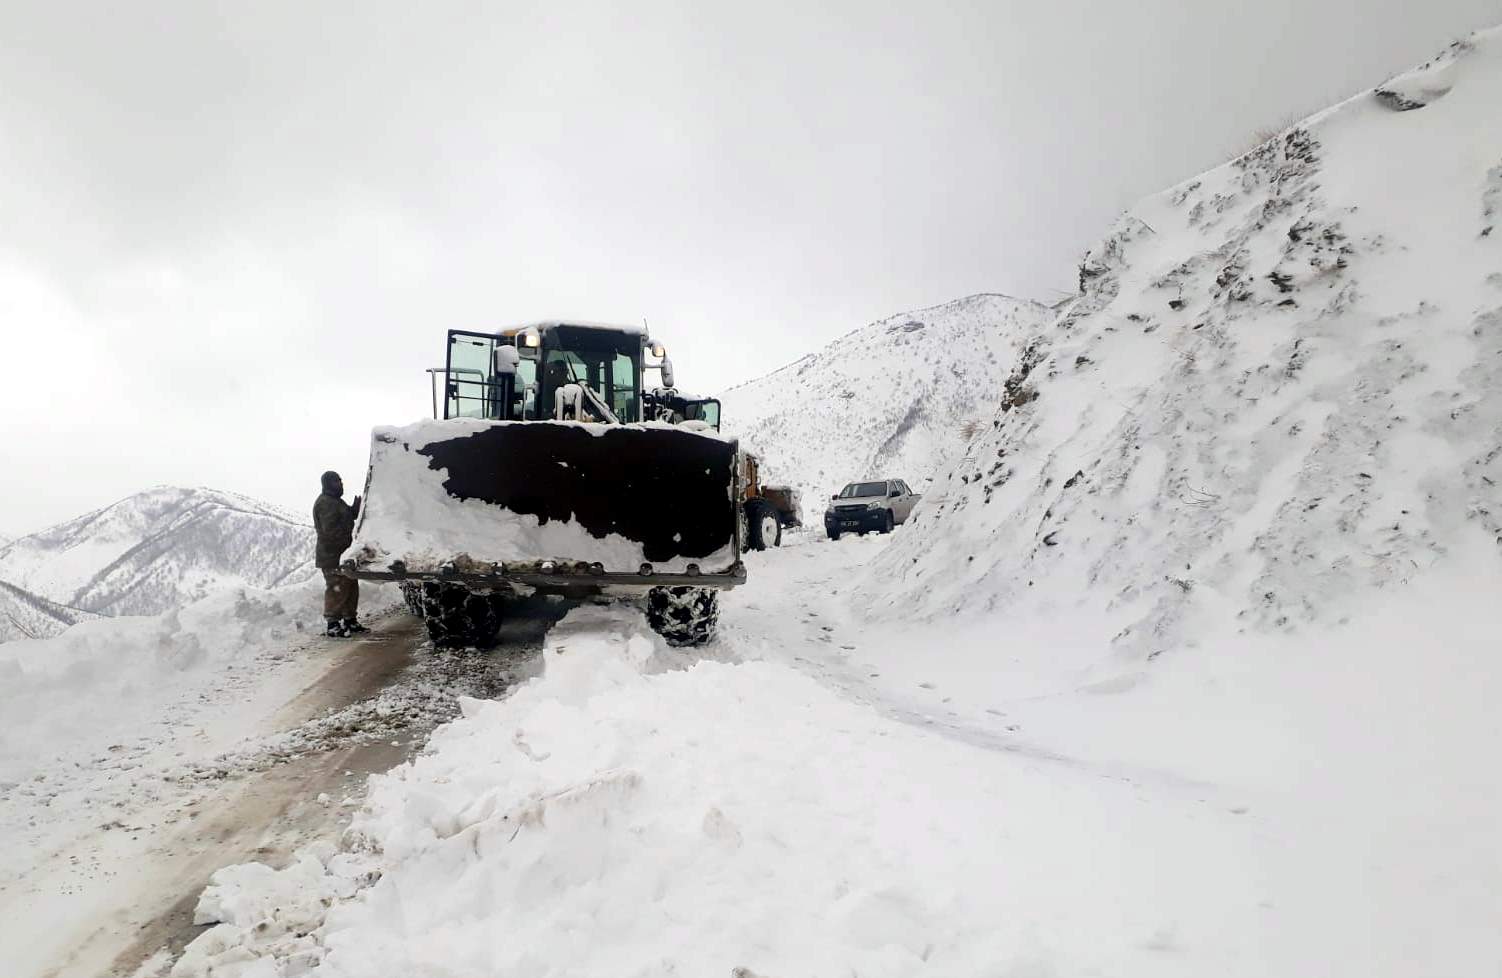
[346,419,742,586]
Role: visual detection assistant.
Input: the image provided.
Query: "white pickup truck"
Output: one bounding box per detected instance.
[822,479,921,539]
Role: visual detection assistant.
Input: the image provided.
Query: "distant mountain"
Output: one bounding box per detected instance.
[0,487,318,618]
[0,578,98,643]
[719,293,1053,521]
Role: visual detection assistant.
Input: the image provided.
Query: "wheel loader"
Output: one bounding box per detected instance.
[344,321,796,648]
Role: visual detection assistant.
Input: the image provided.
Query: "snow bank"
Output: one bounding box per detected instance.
[867,26,1502,662]
[177,605,1284,976]
[0,578,328,785]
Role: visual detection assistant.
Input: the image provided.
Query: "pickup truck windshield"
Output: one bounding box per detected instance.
[839,482,887,498]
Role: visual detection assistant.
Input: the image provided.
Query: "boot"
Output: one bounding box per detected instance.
[343,617,369,635]
[325,617,350,638]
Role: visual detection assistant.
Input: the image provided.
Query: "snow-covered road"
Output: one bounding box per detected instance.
[149,529,1498,977]
[0,589,567,978]
[8,526,1499,976]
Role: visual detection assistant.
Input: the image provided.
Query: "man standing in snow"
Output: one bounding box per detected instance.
[313,471,364,638]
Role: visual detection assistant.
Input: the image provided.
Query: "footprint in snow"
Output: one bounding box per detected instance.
[918,682,935,690]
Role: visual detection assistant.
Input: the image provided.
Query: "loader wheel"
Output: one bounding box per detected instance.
[399,581,424,617]
[745,499,782,551]
[646,586,719,647]
[417,581,504,649]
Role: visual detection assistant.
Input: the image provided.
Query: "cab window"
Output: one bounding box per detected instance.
[538,326,641,422]
[685,399,721,429]
[446,332,495,419]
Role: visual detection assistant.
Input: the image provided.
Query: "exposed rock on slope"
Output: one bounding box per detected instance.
[0,488,317,618]
[719,293,1052,517]
[867,28,1502,656]
[0,579,97,643]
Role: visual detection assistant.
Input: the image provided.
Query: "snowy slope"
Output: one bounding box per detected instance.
[0,578,97,643]
[867,29,1502,661]
[719,293,1052,517]
[0,487,318,618]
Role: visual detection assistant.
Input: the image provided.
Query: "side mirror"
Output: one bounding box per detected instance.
[889,488,901,498]
[831,494,839,500]
[661,356,675,388]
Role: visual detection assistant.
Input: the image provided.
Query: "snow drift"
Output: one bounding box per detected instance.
[0,578,330,788]
[868,29,1502,661]
[720,294,1053,516]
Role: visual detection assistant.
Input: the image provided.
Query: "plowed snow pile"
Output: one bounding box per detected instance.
[174,605,1270,977]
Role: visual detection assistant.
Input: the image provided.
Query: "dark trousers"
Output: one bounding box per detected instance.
[322,569,359,619]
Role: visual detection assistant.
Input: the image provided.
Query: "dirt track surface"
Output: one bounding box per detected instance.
[16,599,567,978]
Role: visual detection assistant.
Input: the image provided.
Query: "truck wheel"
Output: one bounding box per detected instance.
[745,499,782,551]
[646,585,719,647]
[881,510,895,534]
[417,581,504,648]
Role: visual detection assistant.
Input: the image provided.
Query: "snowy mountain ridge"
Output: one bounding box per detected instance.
[0,578,99,643]
[866,28,1502,660]
[0,487,318,619]
[718,293,1053,519]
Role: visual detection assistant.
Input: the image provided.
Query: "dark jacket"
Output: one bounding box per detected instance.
[313,492,357,569]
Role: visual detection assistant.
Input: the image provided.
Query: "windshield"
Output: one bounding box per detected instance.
[839,482,887,499]
[538,326,641,421]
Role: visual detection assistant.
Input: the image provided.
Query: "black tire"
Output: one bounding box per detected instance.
[416,581,504,648]
[646,585,719,647]
[744,499,782,551]
[828,528,841,541]
[880,510,895,534]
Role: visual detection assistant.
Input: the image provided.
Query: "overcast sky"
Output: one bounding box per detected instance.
[2,0,1498,534]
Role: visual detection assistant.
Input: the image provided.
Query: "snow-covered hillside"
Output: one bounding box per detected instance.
[868,29,1502,660]
[719,294,1052,519]
[0,487,318,618]
[0,578,97,643]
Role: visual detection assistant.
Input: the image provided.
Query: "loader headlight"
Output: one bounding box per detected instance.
[650,342,667,359]
[539,560,556,574]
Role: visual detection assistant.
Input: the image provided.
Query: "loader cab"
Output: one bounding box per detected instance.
[441,322,645,423]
